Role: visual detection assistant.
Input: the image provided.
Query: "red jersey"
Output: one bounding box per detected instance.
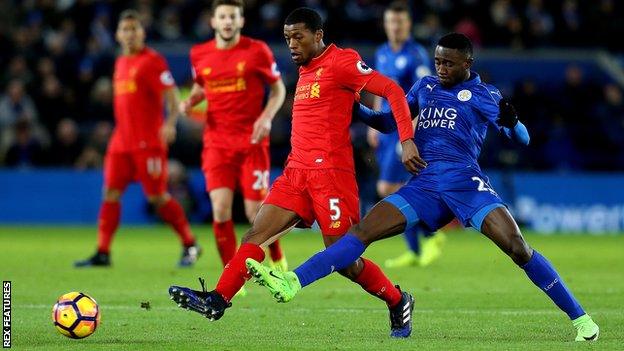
[190,36,281,149]
[110,47,175,152]
[287,44,377,172]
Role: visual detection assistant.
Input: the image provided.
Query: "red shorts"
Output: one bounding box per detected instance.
[201,146,270,201]
[264,168,360,236]
[103,149,168,196]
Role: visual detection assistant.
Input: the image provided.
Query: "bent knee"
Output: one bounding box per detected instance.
[508,234,532,265]
[338,258,364,280]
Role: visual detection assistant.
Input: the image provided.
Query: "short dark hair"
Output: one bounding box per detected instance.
[437,32,473,57]
[119,9,141,22]
[386,1,411,19]
[284,7,323,31]
[211,0,244,16]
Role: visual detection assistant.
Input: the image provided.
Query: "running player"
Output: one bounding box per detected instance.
[247,33,599,342]
[75,10,200,268]
[169,7,424,338]
[371,1,445,268]
[179,0,287,277]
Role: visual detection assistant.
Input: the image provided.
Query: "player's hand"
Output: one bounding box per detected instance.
[401,139,427,174]
[160,123,177,144]
[179,99,193,116]
[367,127,379,149]
[251,116,272,144]
[497,98,519,128]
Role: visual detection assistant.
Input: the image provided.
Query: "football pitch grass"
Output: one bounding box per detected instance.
[1,225,622,350]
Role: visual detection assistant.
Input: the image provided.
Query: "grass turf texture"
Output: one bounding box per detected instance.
[1,225,622,350]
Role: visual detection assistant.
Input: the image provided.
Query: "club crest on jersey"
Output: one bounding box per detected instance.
[202,67,212,76]
[236,61,246,75]
[356,61,373,75]
[315,67,323,79]
[457,89,472,102]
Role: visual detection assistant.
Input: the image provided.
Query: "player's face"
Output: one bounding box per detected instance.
[116,18,145,53]
[434,46,472,87]
[211,5,244,42]
[384,10,411,45]
[284,23,323,66]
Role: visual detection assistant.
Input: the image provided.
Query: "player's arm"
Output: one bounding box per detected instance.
[354,82,419,134]
[496,98,530,145]
[250,78,286,144]
[161,86,182,144]
[179,82,205,116]
[362,74,426,172]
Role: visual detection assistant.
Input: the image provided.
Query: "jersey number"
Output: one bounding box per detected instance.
[471,176,495,194]
[252,170,269,190]
[329,198,341,221]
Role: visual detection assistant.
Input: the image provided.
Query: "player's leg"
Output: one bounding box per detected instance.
[138,150,200,267]
[169,170,307,320]
[75,152,131,267]
[202,147,239,267]
[240,145,287,271]
[477,206,599,341]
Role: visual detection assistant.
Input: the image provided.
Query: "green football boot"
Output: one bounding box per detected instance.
[246,258,301,302]
[573,314,599,341]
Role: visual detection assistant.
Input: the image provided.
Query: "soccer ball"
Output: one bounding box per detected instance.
[52,292,101,339]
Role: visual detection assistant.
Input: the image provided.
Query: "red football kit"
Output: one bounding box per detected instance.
[190,36,281,200]
[106,47,175,195]
[264,44,413,235]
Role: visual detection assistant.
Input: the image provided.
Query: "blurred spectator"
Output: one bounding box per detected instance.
[74,120,111,170]
[86,77,113,125]
[48,118,84,167]
[4,119,45,167]
[0,79,39,129]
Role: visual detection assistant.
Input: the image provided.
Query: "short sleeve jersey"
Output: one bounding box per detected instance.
[287,44,377,172]
[190,36,281,149]
[405,72,504,165]
[110,47,175,152]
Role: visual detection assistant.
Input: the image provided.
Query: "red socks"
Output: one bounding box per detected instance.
[213,220,237,266]
[215,243,265,301]
[354,258,402,307]
[97,201,121,254]
[268,240,283,261]
[157,198,196,247]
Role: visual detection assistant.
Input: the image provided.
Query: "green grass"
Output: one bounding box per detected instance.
[1,225,622,350]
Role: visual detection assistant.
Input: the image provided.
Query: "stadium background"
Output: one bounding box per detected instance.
[0,0,623,234]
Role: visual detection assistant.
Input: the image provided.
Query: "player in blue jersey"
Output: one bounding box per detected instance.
[247,33,599,341]
[370,1,445,268]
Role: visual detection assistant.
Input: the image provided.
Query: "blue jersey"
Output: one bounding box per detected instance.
[408,72,504,166]
[355,71,530,231]
[374,39,430,182]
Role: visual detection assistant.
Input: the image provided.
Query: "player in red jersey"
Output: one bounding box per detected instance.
[178,0,287,280]
[169,8,425,336]
[75,10,200,268]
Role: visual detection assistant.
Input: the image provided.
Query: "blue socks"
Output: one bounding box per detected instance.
[294,233,366,287]
[403,226,421,254]
[522,250,585,320]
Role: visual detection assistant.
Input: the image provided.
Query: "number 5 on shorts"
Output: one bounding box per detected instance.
[329,198,341,221]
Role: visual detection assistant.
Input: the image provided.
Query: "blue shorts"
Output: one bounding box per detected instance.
[376,133,411,184]
[384,162,505,232]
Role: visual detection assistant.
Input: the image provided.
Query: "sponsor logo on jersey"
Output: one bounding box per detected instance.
[356,60,373,75]
[329,221,341,229]
[457,89,472,102]
[417,107,458,130]
[114,79,137,95]
[294,82,321,101]
[205,78,247,93]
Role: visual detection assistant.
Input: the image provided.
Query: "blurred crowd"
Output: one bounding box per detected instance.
[0,0,623,171]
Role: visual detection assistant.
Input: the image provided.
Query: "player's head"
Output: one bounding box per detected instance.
[116,10,145,54]
[284,7,324,66]
[211,0,244,42]
[434,32,473,87]
[384,1,412,46]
